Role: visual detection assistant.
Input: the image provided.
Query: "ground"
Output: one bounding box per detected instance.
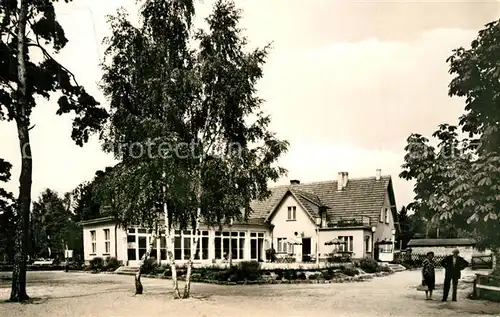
[0,268,499,317]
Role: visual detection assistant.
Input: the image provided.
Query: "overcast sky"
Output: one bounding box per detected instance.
[1,0,500,209]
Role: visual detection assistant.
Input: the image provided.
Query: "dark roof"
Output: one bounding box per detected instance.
[77,216,114,226]
[250,176,394,226]
[407,238,476,247]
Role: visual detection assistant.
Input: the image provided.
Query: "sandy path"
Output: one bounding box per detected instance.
[0,269,498,317]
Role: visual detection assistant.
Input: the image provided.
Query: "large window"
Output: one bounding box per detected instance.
[127,233,136,261]
[90,230,96,254]
[384,208,389,224]
[215,231,245,260]
[338,236,353,252]
[287,206,296,221]
[174,230,209,260]
[103,229,110,254]
[250,232,265,261]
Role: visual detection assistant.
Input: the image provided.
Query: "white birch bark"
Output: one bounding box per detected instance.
[162,173,181,299]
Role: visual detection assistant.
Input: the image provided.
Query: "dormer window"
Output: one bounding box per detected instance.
[287,206,296,221]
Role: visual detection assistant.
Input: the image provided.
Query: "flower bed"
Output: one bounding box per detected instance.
[118,259,394,285]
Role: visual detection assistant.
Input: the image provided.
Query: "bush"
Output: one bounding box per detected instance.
[89,257,104,271]
[105,257,121,271]
[342,267,359,276]
[377,265,391,273]
[321,269,333,280]
[283,269,297,280]
[153,264,169,275]
[140,257,158,274]
[297,272,306,280]
[359,258,379,273]
[308,273,322,280]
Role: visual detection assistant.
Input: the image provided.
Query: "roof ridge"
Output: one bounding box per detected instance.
[271,175,391,189]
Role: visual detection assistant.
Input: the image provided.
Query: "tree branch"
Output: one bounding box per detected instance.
[26,21,82,89]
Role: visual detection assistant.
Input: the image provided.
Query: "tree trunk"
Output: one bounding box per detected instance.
[162,177,181,299]
[134,227,158,295]
[183,207,201,299]
[493,249,500,273]
[10,0,31,302]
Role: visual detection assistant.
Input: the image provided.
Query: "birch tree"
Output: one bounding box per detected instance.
[100,0,288,298]
[180,0,288,298]
[0,0,108,301]
[99,0,197,297]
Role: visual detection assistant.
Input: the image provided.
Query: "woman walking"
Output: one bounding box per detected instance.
[422,251,436,300]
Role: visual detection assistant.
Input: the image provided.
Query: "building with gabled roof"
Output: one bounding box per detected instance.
[79,169,399,266]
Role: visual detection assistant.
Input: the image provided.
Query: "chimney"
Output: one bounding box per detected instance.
[290,179,300,185]
[337,172,348,191]
[375,169,381,181]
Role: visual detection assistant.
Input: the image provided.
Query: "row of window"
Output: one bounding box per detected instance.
[90,229,111,255]
[126,230,265,261]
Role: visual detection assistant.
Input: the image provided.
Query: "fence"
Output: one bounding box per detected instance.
[393,252,447,268]
[471,255,493,270]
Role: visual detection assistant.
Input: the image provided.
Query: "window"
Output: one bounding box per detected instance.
[365,236,371,252]
[90,230,96,254]
[277,238,287,253]
[215,231,245,260]
[380,208,384,222]
[338,236,353,252]
[127,233,136,260]
[173,230,210,260]
[287,206,296,221]
[384,208,389,224]
[103,229,111,254]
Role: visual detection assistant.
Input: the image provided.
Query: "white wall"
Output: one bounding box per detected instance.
[374,191,395,243]
[270,193,317,261]
[318,229,368,259]
[82,222,125,263]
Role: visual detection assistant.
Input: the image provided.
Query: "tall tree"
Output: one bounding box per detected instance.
[0,159,15,263]
[30,189,74,259]
[99,0,288,298]
[400,124,473,238]
[430,19,500,271]
[0,1,108,301]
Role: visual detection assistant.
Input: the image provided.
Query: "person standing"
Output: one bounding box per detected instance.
[422,252,436,300]
[440,249,469,302]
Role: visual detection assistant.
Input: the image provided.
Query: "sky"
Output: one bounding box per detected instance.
[1,0,500,209]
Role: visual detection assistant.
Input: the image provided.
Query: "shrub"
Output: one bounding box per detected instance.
[153,264,169,275]
[89,257,104,271]
[140,257,158,274]
[321,269,333,280]
[231,261,261,281]
[297,272,306,280]
[283,269,297,280]
[359,258,379,273]
[105,257,121,271]
[377,265,391,273]
[308,273,322,280]
[342,267,359,276]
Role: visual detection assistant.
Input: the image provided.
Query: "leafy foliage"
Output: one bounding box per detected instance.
[401,19,500,252]
[0,0,108,143]
[0,158,15,262]
[30,189,78,259]
[98,0,289,230]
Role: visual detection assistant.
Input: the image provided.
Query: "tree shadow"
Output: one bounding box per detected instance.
[0,289,126,305]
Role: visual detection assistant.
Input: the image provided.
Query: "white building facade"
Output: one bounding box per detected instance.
[80,170,400,266]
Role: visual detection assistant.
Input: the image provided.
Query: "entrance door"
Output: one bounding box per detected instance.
[302,238,311,262]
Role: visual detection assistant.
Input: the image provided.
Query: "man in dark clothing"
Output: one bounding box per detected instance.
[440,249,469,302]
